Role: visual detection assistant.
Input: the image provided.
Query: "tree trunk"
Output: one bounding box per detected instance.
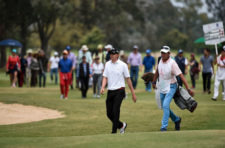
[20,25,28,57]
[0,24,6,68]
[0,47,6,68]
[41,37,50,58]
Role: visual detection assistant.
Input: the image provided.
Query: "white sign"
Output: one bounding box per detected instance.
[203,21,225,45]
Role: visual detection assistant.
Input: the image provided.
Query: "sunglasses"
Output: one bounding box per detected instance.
[110,50,119,55]
[161,46,170,50]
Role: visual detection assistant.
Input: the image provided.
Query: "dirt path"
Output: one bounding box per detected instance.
[0,102,65,125]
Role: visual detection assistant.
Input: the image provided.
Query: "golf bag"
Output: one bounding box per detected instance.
[173,85,198,113]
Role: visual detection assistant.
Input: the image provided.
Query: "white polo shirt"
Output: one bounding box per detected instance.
[103,59,130,90]
[93,63,104,74]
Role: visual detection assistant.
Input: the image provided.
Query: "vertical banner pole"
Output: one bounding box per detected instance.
[215,43,218,56]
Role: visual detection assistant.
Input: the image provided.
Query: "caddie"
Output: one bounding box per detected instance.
[152,45,194,131]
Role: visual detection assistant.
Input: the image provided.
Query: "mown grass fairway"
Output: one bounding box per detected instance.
[0,71,225,147]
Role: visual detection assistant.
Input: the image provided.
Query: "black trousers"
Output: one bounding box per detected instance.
[190,74,196,88]
[106,89,125,133]
[80,77,89,98]
[202,72,212,92]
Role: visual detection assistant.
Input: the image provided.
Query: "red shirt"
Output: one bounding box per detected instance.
[6,56,21,70]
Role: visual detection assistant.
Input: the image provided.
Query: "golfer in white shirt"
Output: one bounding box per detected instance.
[101,48,137,134]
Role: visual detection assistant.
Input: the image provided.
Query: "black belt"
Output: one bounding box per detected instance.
[108,87,125,92]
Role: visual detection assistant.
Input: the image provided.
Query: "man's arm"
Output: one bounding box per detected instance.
[126,78,137,103]
[179,73,194,96]
[100,76,107,95]
[152,68,159,89]
[48,61,51,72]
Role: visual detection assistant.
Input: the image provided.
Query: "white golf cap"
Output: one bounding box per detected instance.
[54,51,58,56]
[160,45,170,53]
[81,45,89,51]
[104,44,113,49]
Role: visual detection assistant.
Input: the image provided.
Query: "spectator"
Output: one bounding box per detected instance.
[65,45,76,89]
[78,45,92,64]
[93,44,106,64]
[18,54,27,87]
[175,49,188,86]
[78,56,92,98]
[142,49,155,92]
[58,50,73,99]
[30,53,39,87]
[105,44,113,62]
[25,49,33,87]
[48,51,60,84]
[38,50,48,87]
[92,56,104,98]
[6,49,21,87]
[77,45,92,89]
[119,50,128,64]
[212,46,225,101]
[127,45,142,89]
[189,53,199,89]
[200,48,214,94]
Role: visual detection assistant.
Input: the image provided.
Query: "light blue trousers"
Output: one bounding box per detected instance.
[160,83,180,129]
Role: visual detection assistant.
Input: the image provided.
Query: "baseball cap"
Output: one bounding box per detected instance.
[54,51,58,56]
[109,48,119,54]
[146,49,151,54]
[63,50,68,55]
[160,46,170,53]
[12,49,17,53]
[66,45,71,50]
[133,45,138,49]
[223,45,225,51]
[178,49,183,53]
[105,44,113,49]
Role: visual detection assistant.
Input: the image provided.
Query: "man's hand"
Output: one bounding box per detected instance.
[188,89,194,97]
[100,87,105,95]
[152,81,157,89]
[132,94,137,103]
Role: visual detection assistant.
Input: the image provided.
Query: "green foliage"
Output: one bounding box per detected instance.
[80,27,105,51]
[162,29,189,49]
[49,20,85,51]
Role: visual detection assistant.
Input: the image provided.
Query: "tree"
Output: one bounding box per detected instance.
[31,0,66,56]
[80,26,105,50]
[0,0,21,67]
[206,0,225,24]
[162,29,189,49]
[17,0,35,56]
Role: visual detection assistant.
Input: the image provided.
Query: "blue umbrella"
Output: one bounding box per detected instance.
[0,39,22,47]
